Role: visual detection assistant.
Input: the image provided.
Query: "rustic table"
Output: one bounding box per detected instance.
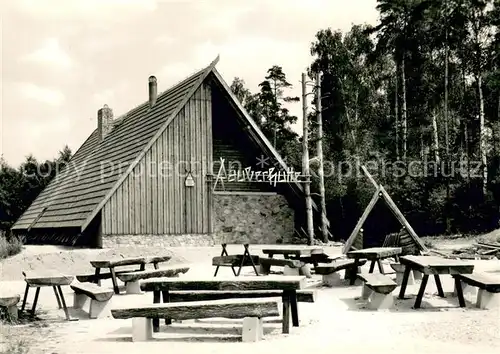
[140,275,307,334]
[346,247,402,285]
[261,247,327,266]
[398,255,474,308]
[90,255,172,294]
[20,271,77,321]
[213,243,259,277]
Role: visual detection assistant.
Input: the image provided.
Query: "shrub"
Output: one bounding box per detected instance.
[0,233,23,260]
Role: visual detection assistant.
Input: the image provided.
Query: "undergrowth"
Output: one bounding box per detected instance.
[0,233,23,260]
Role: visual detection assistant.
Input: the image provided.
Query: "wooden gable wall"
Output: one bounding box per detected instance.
[101,83,212,235]
[211,84,275,193]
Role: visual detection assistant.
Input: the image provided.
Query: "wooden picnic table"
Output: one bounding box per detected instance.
[90,255,172,294]
[213,243,259,276]
[262,247,327,266]
[20,271,77,321]
[140,275,306,334]
[346,247,402,285]
[398,255,474,309]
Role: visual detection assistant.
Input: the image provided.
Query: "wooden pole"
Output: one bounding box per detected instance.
[315,72,328,243]
[302,73,314,245]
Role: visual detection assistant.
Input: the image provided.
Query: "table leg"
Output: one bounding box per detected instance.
[31,287,41,317]
[56,286,77,321]
[368,260,376,273]
[93,267,101,285]
[53,286,62,309]
[349,259,360,285]
[109,267,120,294]
[377,260,384,274]
[140,263,146,271]
[398,266,412,299]
[153,262,159,270]
[414,274,429,309]
[162,291,171,325]
[434,275,445,297]
[20,284,30,312]
[152,291,161,332]
[289,290,299,327]
[281,292,290,334]
[454,277,466,307]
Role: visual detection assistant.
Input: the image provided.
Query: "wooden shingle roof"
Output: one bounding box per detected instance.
[11,62,212,231]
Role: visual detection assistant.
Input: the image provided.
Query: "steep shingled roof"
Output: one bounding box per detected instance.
[12,62,211,231]
[12,56,327,234]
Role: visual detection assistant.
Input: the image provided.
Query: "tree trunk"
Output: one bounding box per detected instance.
[444,26,451,234]
[478,74,487,196]
[401,55,408,161]
[432,110,440,163]
[395,69,400,160]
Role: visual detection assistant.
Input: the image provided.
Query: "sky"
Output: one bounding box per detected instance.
[0,0,379,166]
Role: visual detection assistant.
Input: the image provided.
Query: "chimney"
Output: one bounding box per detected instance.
[97,104,113,141]
[148,75,157,108]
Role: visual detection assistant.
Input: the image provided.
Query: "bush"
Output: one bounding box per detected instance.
[0,233,23,259]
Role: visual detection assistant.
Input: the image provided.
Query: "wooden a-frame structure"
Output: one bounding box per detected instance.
[342,165,428,254]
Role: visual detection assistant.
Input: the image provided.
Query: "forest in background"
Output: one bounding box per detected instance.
[1,0,499,242]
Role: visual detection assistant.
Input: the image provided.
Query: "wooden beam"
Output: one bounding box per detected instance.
[342,186,382,254]
[111,299,280,320]
[379,185,428,252]
[27,206,48,231]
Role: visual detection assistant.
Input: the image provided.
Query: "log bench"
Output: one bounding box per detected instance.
[70,282,114,319]
[357,273,397,310]
[452,273,500,310]
[315,259,367,286]
[111,298,280,342]
[259,257,308,276]
[0,294,20,321]
[115,266,190,294]
[212,255,260,275]
[167,289,316,303]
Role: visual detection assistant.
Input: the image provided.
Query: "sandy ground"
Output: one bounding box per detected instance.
[1,243,500,354]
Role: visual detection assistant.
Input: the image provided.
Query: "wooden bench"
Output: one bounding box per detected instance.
[0,294,20,321]
[111,298,279,342]
[357,273,397,310]
[259,257,308,276]
[76,269,138,283]
[115,266,190,294]
[453,273,500,310]
[315,259,367,286]
[70,282,114,319]
[167,289,316,303]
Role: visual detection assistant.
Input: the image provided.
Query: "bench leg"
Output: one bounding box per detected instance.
[152,291,160,332]
[20,284,29,312]
[6,305,18,321]
[53,286,62,309]
[476,289,500,310]
[31,287,41,317]
[368,292,394,310]
[283,265,300,276]
[349,259,360,285]
[132,318,153,341]
[453,278,466,308]
[281,293,290,334]
[414,275,429,309]
[109,267,120,295]
[56,286,77,321]
[73,293,87,309]
[376,260,384,274]
[259,264,271,275]
[361,282,373,300]
[89,299,111,319]
[242,317,264,342]
[434,275,445,297]
[322,272,342,287]
[125,281,142,295]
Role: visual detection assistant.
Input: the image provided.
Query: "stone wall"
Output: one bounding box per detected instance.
[212,193,294,244]
[101,192,295,247]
